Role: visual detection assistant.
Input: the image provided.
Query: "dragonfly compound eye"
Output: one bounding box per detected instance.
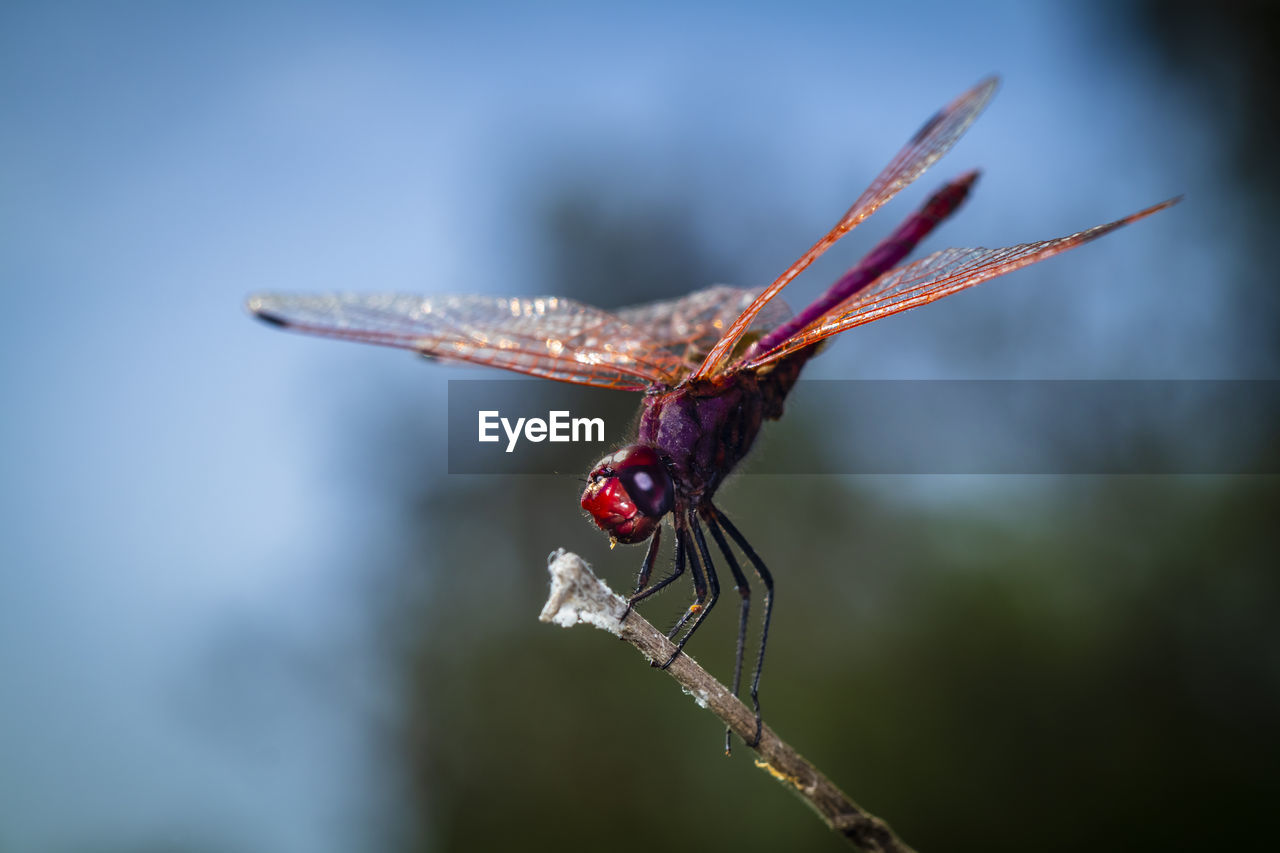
[580,445,673,543]
[616,460,673,518]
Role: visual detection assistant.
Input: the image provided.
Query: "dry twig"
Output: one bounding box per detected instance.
[539,549,916,853]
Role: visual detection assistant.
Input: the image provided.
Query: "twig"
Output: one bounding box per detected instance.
[539,549,917,853]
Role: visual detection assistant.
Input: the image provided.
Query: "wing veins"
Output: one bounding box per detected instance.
[248,292,688,389]
[742,198,1180,369]
[689,76,1000,381]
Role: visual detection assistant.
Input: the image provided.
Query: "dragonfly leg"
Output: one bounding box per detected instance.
[663,519,705,642]
[702,506,751,754]
[708,505,772,748]
[660,510,720,669]
[625,522,684,614]
[620,526,663,622]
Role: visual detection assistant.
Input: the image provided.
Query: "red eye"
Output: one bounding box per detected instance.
[580,445,673,543]
[617,458,673,518]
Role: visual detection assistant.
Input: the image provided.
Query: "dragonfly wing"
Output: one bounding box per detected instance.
[615,285,793,368]
[247,292,687,390]
[691,76,1000,380]
[743,198,1181,369]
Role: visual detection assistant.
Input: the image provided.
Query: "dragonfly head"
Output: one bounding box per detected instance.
[580,445,674,544]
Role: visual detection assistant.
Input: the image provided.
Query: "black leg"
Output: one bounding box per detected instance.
[710,505,772,748]
[621,526,663,622]
[625,523,684,612]
[663,518,706,641]
[661,510,720,669]
[703,507,751,753]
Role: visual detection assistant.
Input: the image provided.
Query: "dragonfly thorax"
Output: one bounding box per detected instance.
[580,445,674,544]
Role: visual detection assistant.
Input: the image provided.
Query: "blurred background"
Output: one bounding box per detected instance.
[2,1,1276,850]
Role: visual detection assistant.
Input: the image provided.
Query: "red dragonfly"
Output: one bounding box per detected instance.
[248,76,1177,750]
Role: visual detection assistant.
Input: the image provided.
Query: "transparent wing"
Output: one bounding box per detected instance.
[247,292,688,390]
[614,285,793,367]
[691,76,1000,380]
[742,198,1181,369]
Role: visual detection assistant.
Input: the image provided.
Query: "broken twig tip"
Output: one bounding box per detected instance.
[539,549,627,634]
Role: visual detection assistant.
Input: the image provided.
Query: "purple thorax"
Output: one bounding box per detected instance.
[637,380,763,501]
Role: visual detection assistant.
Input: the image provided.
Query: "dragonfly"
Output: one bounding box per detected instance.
[248,76,1178,752]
